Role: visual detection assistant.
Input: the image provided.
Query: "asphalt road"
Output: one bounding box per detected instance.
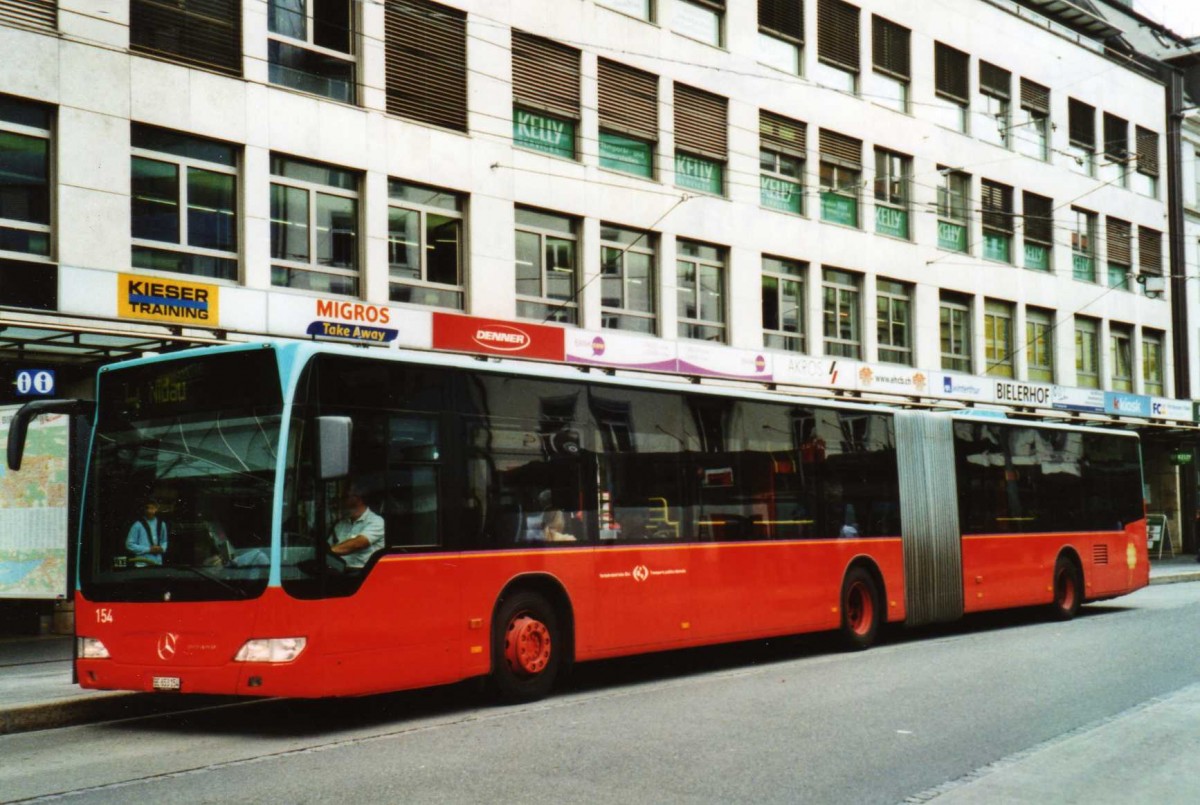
[3,584,1199,804]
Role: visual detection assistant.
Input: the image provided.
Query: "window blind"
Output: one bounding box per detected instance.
[872,16,910,80]
[674,83,727,160]
[817,0,860,72]
[386,0,468,131]
[512,31,581,119]
[599,59,658,141]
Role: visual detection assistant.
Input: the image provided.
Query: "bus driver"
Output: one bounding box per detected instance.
[329,486,385,569]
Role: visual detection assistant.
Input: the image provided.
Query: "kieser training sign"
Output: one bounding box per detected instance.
[118,273,220,326]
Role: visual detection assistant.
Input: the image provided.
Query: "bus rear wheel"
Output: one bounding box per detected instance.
[1051,557,1083,621]
[839,567,882,651]
[492,590,562,702]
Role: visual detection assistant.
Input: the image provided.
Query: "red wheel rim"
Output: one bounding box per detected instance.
[846,581,874,636]
[1058,569,1077,611]
[504,614,552,676]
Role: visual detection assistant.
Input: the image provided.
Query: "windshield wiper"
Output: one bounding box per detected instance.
[172,565,250,599]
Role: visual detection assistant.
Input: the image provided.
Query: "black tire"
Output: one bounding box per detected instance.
[839,566,882,651]
[1050,557,1083,621]
[491,590,562,703]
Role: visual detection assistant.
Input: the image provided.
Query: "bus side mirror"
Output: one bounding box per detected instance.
[7,399,95,471]
[316,416,352,480]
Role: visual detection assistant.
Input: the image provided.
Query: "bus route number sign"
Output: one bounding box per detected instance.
[15,369,56,396]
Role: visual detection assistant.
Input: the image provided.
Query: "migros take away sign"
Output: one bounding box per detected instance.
[118,274,220,327]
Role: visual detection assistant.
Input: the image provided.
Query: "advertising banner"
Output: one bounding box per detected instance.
[1052,386,1106,413]
[0,407,68,599]
[856,365,932,396]
[1150,398,1193,422]
[117,273,220,327]
[432,313,565,361]
[677,342,772,381]
[268,295,429,348]
[774,355,854,390]
[1104,392,1152,418]
[565,330,677,372]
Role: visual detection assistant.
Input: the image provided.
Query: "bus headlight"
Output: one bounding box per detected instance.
[233,637,307,663]
[78,637,111,659]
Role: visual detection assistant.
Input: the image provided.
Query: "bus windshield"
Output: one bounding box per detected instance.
[80,348,282,602]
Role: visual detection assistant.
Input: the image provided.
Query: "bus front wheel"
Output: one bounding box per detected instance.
[492,590,562,702]
[839,567,882,651]
[1051,557,1083,621]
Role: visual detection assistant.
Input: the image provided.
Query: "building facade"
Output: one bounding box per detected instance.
[0,0,1196,618]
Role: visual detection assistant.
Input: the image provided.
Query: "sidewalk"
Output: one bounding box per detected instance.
[2,559,1198,738]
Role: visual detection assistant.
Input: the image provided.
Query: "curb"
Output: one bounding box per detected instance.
[1149,571,1200,586]
[0,692,240,736]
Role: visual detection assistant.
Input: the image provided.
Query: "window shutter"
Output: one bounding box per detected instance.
[674,83,727,160]
[1104,113,1128,160]
[1068,99,1095,148]
[981,180,1013,233]
[759,0,803,42]
[934,43,969,104]
[760,111,806,157]
[512,32,581,119]
[817,0,860,73]
[1139,227,1162,275]
[599,59,658,142]
[0,0,54,32]
[131,1,242,75]
[1107,218,1132,265]
[386,0,468,132]
[819,129,861,170]
[1023,192,1052,244]
[1020,78,1049,115]
[979,62,1010,99]
[871,16,910,80]
[1136,127,1159,177]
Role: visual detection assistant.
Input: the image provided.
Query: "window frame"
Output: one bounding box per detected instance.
[1110,324,1133,392]
[672,0,724,47]
[267,0,358,104]
[515,207,580,325]
[822,267,861,359]
[386,180,466,310]
[983,300,1014,378]
[937,168,970,253]
[873,148,910,239]
[940,295,972,373]
[269,154,361,295]
[600,223,657,334]
[875,278,912,366]
[1074,317,1100,389]
[1142,330,1164,396]
[762,255,805,353]
[1026,307,1054,383]
[0,95,53,263]
[1071,207,1097,283]
[676,239,727,342]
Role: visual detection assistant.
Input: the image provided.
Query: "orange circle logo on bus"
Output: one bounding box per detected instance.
[632,565,650,582]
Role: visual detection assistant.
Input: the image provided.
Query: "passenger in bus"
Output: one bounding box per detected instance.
[126,498,168,566]
[542,509,576,542]
[329,486,386,568]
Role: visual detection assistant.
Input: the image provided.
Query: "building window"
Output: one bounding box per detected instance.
[387,180,464,310]
[1015,78,1049,161]
[759,0,803,74]
[130,0,241,76]
[601,223,656,333]
[977,62,1011,149]
[1139,226,1163,298]
[598,0,653,21]
[1134,126,1159,198]
[816,0,860,93]
[1071,207,1096,282]
[674,83,727,195]
[933,42,968,133]
[0,94,52,261]
[1074,317,1099,389]
[598,59,658,179]
[983,300,1014,378]
[820,129,861,227]
[131,125,238,281]
[1143,330,1164,396]
[980,179,1013,263]
[673,0,724,47]
[940,293,971,373]
[1102,113,1129,188]
[512,32,581,160]
[1106,217,1132,291]
[385,0,467,132]
[270,154,359,295]
[267,0,356,103]
[937,168,970,253]
[822,268,861,359]
[515,207,578,324]
[1022,191,1052,272]
[1110,324,1133,392]
[760,111,805,215]
[1026,307,1054,383]
[869,16,909,113]
[762,256,804,352]
[876,279,911,365]
[1067,99,1096,177]
[676,239,726,341]
[873,148,910,239]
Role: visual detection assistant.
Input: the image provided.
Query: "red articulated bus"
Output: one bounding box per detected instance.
[7,342,1148,701]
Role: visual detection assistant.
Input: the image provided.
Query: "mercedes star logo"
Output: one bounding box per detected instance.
[156,632,179,661]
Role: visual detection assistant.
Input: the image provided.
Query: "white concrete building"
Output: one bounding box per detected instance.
[0,0,1195,587]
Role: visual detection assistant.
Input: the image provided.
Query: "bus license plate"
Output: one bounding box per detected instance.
[152,676,181,691]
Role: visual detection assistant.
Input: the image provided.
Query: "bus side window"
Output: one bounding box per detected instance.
[385,415,441,548]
